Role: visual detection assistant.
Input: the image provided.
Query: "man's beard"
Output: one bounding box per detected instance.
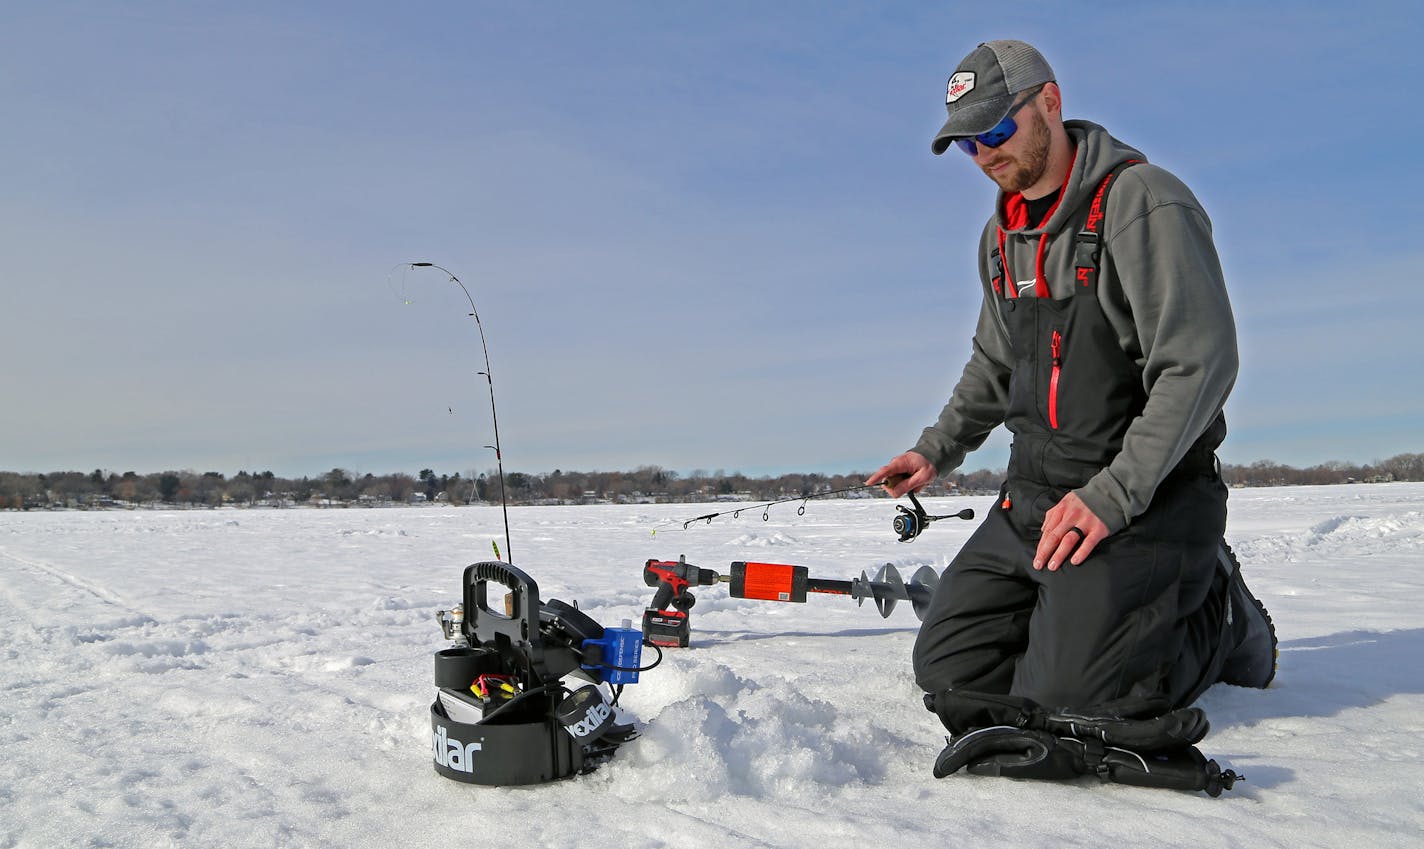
[981,111,1052,194]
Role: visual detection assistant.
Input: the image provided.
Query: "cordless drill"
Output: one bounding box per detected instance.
[642,556,726,647]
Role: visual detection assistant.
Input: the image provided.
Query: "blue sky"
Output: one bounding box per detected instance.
[2,2,1419,478]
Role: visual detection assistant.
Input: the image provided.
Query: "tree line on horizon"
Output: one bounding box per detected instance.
[1,452,1420,510]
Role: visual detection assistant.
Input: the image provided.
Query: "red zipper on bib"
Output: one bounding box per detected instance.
[1048,330,1063,429]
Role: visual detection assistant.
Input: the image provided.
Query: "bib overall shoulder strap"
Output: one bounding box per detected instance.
[1073,159,1141,291]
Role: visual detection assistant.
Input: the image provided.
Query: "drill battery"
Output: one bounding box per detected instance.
[641,608,690,648]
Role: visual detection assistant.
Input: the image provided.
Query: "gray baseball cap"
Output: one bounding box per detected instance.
[931,40,1056,155]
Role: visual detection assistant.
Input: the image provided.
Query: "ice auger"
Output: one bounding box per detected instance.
[642,556,943,647]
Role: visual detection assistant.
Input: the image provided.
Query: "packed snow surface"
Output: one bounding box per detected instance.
[3,483,1423,848]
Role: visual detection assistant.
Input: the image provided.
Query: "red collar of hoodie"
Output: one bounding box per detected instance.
[996,148,1077,298]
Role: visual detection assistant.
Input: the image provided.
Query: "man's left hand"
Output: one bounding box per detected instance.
[1034,492,1109,571]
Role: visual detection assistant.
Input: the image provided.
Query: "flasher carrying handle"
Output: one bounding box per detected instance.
[463,560,542,646]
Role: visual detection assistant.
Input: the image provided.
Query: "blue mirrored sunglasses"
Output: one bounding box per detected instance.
[953,92,1040,155]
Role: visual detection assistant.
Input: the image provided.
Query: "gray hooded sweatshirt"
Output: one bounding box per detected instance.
[911,119,1237,533]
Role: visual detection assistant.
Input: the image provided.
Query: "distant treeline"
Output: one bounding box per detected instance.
[1,453,1420,510]
[0,466,996,510]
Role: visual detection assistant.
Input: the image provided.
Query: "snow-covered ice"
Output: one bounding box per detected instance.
[3,482,1422,848]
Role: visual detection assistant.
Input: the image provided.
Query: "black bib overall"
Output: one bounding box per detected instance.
[912,165,1230,720]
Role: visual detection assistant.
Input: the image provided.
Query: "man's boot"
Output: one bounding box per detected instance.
[1217,544,1277,688]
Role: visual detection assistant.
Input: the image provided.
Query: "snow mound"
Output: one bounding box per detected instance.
[1235,509,1423,563]
[726,531,799,547]
[608,665,897,801]
[1305,511,1423,549]
[338,528,409,537]
[370,596,422,611]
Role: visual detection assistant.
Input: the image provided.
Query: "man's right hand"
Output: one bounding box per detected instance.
[866,451,936,498]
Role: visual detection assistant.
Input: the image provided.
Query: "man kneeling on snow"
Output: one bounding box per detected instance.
[868,40,1276,795]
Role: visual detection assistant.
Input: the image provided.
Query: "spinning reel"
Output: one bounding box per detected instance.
[893,491,975,542]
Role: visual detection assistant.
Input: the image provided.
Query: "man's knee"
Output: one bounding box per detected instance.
[1013,644,1172,711]
[911,505,1034,694]
[914,627,1021,697]
[912,622,957,693]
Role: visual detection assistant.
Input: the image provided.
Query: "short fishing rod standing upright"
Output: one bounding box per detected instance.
[408,262,513,564]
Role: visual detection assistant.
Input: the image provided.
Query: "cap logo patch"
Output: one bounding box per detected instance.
[946,71,975,104]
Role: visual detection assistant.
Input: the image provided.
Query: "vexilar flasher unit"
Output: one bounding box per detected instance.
[431,561,653,785]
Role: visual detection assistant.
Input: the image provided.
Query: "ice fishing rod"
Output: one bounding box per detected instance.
[669,482,885,530]
[405,262,513,564]
[657,483,973,543]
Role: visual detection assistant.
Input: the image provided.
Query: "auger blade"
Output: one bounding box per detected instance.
[909,564,940,621]
[872,563,905,618]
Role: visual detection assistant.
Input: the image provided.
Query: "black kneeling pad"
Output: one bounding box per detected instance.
[933,728,1242,796]
[1096,743,1241,797]
[933,726,1078,780]
[1039,706,1210,752]
[924,689,1209,751]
